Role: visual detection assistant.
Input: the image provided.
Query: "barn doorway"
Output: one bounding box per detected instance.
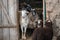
[18,0,43,40]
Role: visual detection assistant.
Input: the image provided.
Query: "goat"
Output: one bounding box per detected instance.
[32,20,53,40]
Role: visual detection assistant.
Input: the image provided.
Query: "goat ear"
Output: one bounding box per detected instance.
[27,11,29,13]
[48,20,51,22]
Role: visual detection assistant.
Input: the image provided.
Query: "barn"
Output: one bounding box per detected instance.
[0,0,60,40]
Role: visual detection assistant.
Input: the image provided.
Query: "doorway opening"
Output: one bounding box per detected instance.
[18,0,43,39]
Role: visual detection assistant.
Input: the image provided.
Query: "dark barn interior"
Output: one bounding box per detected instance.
[18,0,43,39]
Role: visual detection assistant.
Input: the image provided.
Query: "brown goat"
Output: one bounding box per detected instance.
[57,36,60,40]
[32,20,53,40]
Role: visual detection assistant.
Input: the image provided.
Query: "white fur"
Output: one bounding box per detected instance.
[20,10,29,39]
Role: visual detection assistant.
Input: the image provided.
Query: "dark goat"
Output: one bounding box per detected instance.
[32,27,44,40]
[32,20,53,40]
[57,36,60,40]
[44,20,53,40]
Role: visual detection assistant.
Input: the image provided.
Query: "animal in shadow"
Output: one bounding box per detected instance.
[32,20,53,40]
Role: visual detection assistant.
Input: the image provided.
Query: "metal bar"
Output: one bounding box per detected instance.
[43,0,46,27]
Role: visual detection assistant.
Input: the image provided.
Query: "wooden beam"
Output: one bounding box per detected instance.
[35,8,43,11]
[30,1,42,4]
[0,25,17,28]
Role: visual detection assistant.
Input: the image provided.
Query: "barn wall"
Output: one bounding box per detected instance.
[0,0,19,40]
[46,0,60,40]
[2,0,9,25]
[0,7,2,25]
[0,0,2,25]
[9,0,18,25]
[0,0,18,26]
[0,28,19,40]
[0,28,3,40]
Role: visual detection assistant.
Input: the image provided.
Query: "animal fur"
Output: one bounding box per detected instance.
[57,36,60,40]
[32,20,53,40]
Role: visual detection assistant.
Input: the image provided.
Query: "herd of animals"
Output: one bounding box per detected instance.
[19,2,60,40]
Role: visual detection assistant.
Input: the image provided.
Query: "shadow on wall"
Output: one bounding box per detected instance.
[53,19,59,37]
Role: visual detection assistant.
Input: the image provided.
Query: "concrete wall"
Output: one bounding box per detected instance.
[46,0,60,40]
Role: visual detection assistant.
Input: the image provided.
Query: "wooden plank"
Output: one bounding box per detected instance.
[35,8,43,11]
[8,0,18,25]
[0,3,2,25]
[0,0,10,25]
[30,1,42,4]
[10,28,18,40]
[0,12,1,25]
[1,3,13,25]
[0,28,19,40]
[0,25,17,28]
[0,0,18,26]
[3,28,10,40]
[0,28,3,40]
[0,0,13,25]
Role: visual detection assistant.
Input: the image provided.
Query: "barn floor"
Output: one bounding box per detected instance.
[20,37,32,40]
[19,28,34,40]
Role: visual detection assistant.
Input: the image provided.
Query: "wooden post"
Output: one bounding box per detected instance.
[43,0,46,27]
